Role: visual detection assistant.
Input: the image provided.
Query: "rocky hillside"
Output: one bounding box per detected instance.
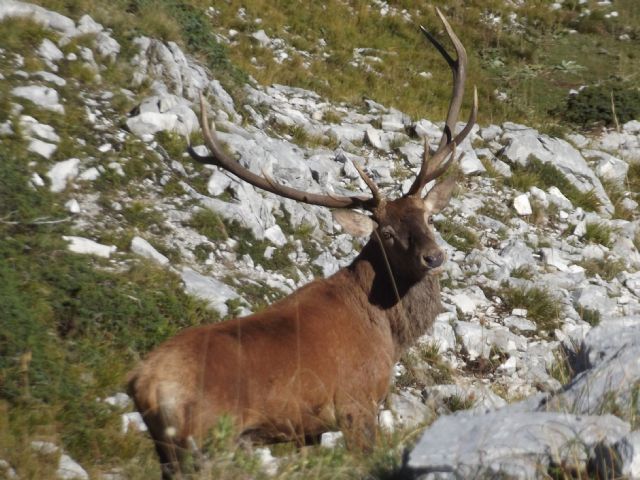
[1,1,640,479]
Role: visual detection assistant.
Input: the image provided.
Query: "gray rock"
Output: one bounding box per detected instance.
[430,312,457,352]
[405,411,629,479]
[504,315,537,332]
[449,286,490,316]
[513,193,532,215]
[62,236,117,258]
[388,391,430,429]
[47,158,80,192]
[28,138,58,159]
[57,454,89,480]
[545,317,640,417]
[414,118,441,139]
[572,285,617,318]
[94,31,120,61]
[131,236,169,266]
[547,186,573,210]
[313,251,340,277]
[181,268,239,317]
[0,459,17,479]
[479,124,502,141]
[424,384,507,414]
[11,85,64,114]
[251,29,271,47]
[0,1,76,35]
[121,412,147,434]
[584,149,629,185]
[614,431,640,479]
[127,94,198,136]
[38,38,63,67]
[34,70,66,87]
[20,115,60,143]
[264,225,287,247]
[501,128,613,214]
[499,239,536,273]
[320,431,344,448]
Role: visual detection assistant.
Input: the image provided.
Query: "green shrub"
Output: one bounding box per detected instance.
[556,82,640,128]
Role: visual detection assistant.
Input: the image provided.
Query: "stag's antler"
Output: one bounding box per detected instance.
[189,94,382,211]
[406,8,478,197]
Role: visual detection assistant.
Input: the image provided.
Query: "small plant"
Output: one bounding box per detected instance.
[444,394,475,413]
[583,222,614,247]
[578,308,601,327]
[478,201,512,225]
[511,265,535,280]
[321,109,344,124]
[497,284,562,335]
[507,158,601,212]
[628,161,640,194]
[548,348,574,386]
[187,208,228,241]
[435,218,479,253]
[578,257,626,281]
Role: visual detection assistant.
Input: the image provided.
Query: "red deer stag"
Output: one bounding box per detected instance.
[128,9,477,478]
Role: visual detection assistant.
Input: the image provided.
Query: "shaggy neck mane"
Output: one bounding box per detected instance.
[347,240,443,356]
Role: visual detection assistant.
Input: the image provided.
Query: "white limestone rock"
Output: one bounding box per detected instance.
[37,38,63,67]
[320,431,344,448]
[34,70,66,87]
[103,392,130,409]
[583,149,629,185]
[264,225,287,247]
[20,115,60,143]
[405,411,629,479]
[47,158,80,192]
[62,236,117,258]
[449,286,490,316]
[57,454,89,480]
[513,193,532,216]
[28,138,58,159]
[131,236,170,266]
[121,412,147,434]
[65,199,80,214]
[0,1,76,35]
[11,85,64,114]
[181,268,239,317]
[615,431,640,479]
[388,391,430,429]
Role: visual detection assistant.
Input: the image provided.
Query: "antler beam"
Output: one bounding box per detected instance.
[406,8,478,197]
[188,94,382,211]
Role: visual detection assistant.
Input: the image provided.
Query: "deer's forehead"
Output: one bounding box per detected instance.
[380,198,430,228]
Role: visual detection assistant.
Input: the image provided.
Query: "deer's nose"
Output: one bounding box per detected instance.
[423,251,444,269]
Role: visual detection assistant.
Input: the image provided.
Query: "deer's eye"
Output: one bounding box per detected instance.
[428,215,434,225]
[380,227,394,240]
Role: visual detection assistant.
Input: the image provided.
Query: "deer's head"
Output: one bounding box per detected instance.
[189,9,477,285]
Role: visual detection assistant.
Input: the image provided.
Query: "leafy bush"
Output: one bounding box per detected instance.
[556,83,640,128]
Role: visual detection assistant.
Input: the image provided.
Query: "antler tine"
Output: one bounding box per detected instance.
[352,162,383,206]
[189,93,380,211]
[407,7,476,197]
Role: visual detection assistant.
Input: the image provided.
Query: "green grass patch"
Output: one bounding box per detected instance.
[582,222,614,247]
[497,284,562,336]
[435,218,479,254]
[507,158,601,211]
[578,257,626,281]
[188,208,229,242]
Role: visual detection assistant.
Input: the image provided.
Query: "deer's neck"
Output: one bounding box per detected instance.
[347,241,443,357]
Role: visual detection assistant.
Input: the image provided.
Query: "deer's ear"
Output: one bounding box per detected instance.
[333,210,377,237]
[423,176,455,214]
